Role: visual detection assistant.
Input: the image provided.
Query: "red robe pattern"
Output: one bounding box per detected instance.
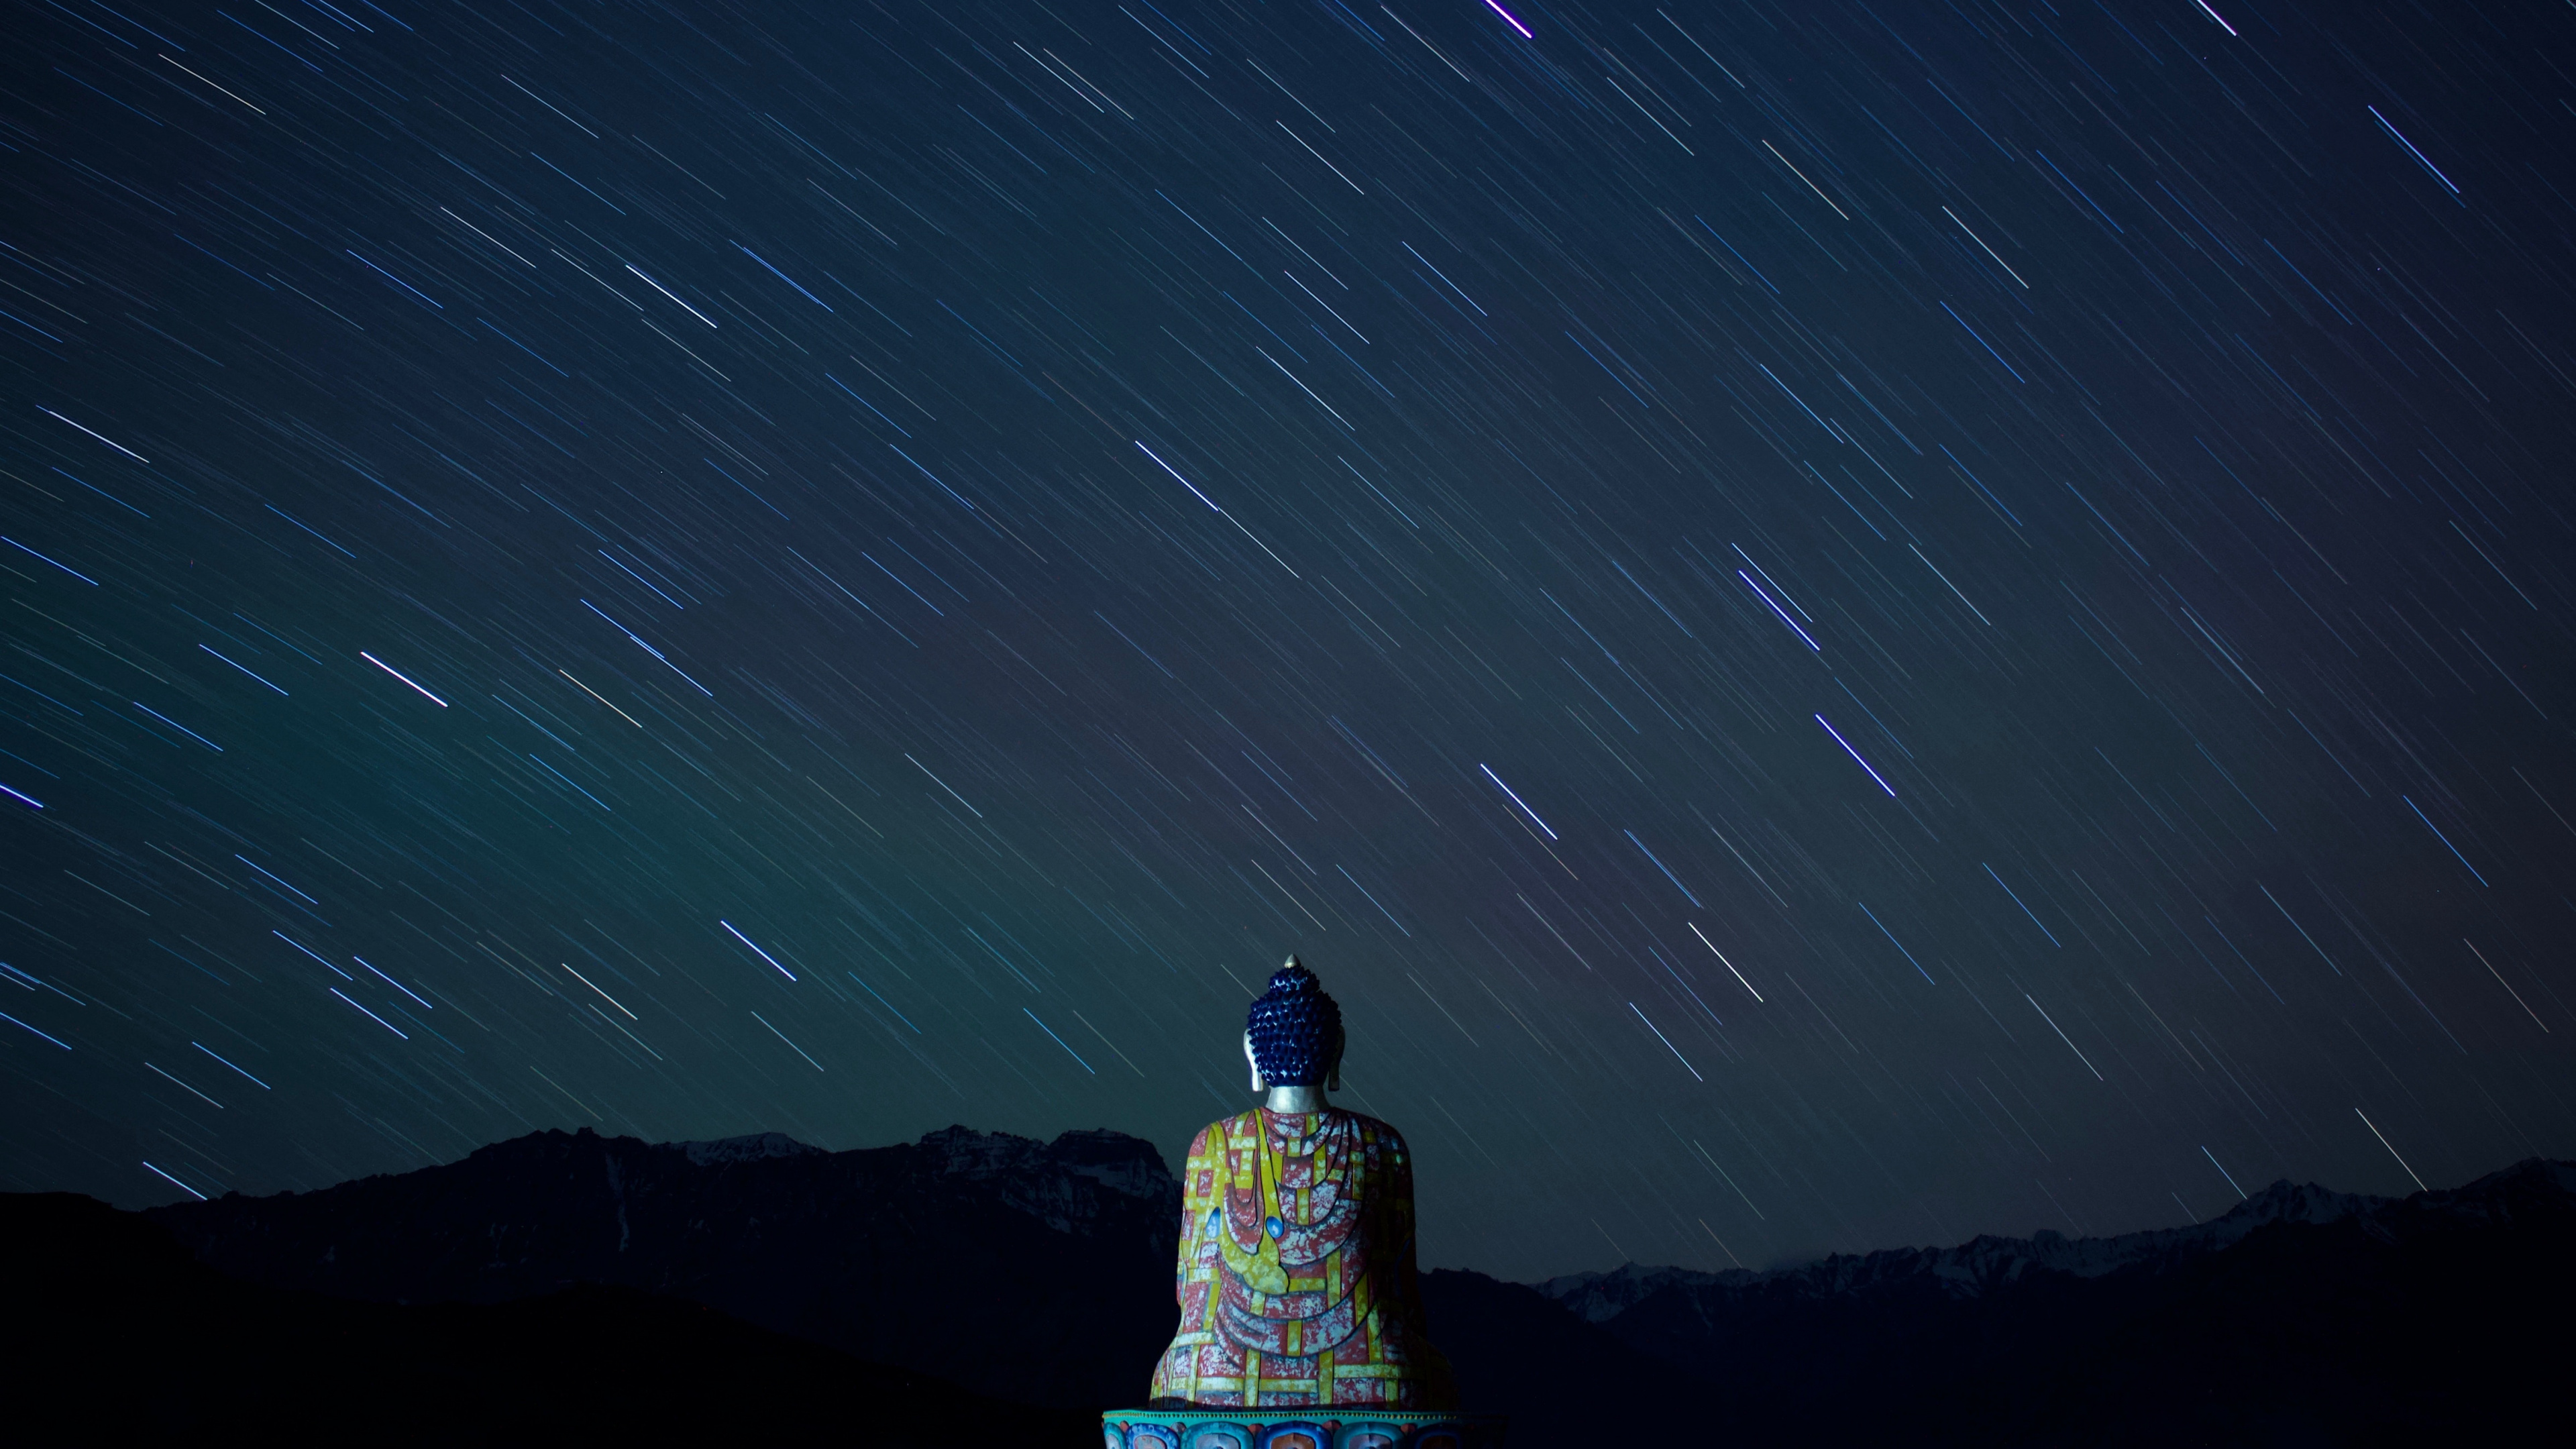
[1148,1107,1456,1409]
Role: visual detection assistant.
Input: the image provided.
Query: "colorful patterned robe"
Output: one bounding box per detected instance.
[1148,1107,1456,1409]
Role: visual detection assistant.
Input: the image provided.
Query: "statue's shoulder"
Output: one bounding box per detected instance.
[1328,1107,1409,1152]
[1186,1108,1264,1157]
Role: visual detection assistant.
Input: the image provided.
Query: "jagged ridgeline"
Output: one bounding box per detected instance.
[145,1125,1181,1411]
[2,1128,2560,1443]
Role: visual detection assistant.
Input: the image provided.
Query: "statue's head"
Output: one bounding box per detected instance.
[1242,955,1343,1089]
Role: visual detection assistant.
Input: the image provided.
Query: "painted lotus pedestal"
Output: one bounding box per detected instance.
[1104,958,1507,1449]
[1099,1411,1506,1449]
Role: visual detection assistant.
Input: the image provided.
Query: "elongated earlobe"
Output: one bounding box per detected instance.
[1326,1027,1344,1091]
[1244,1030,1264,1094]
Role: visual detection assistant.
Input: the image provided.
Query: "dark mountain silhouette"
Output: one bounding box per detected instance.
[1507,1159,2576,1444]
[1537,1174,2385,1322]
[3,1189,1089,1444]
[142,1124,1178,1411]
[9,1125,2563,1444]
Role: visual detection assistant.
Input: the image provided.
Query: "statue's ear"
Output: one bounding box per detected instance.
[1327,1025,1344,1092]
[1243,1030,1263,1093]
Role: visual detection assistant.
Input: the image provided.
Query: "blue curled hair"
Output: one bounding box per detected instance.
[1246,957,1341,1087]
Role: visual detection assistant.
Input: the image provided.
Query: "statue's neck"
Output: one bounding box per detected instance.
[1263,1085,1328,1114]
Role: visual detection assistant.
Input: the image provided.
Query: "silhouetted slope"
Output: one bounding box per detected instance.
[1,1191,1089,1444]
[1537,1173,2384,1319]
[1534,1159,2576,1445]
[144,1124,1178,1411]
[1416,1268,1696,1440]
[93,1128,2576,1443]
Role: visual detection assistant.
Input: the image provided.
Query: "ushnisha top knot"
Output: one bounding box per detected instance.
[1245,955,1341,1087]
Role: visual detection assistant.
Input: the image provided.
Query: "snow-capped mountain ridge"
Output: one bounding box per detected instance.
[678,1131,824,1165]
[1537,1157,2573,1322]
[144,1123,1180,1411]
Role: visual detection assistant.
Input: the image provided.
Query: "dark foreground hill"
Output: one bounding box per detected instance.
[2,1189,1088,1444]
[9,1126,2569,1444]
[1521,1158,2576,1444]
[142,1124,1180,1411]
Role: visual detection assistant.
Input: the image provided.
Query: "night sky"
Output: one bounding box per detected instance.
[3,0,2572,1282]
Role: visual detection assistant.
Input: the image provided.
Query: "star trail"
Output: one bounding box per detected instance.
[1,0,2571,1281]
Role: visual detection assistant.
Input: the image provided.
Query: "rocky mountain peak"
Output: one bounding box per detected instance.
[678,1132,825,1166]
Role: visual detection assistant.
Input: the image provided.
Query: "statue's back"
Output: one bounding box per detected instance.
[1150,1104,1455,1410]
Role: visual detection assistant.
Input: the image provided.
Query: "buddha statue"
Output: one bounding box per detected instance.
[1146,957,1458,1412]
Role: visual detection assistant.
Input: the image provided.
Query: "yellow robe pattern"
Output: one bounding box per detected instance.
[1148,1107,1455,1409]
